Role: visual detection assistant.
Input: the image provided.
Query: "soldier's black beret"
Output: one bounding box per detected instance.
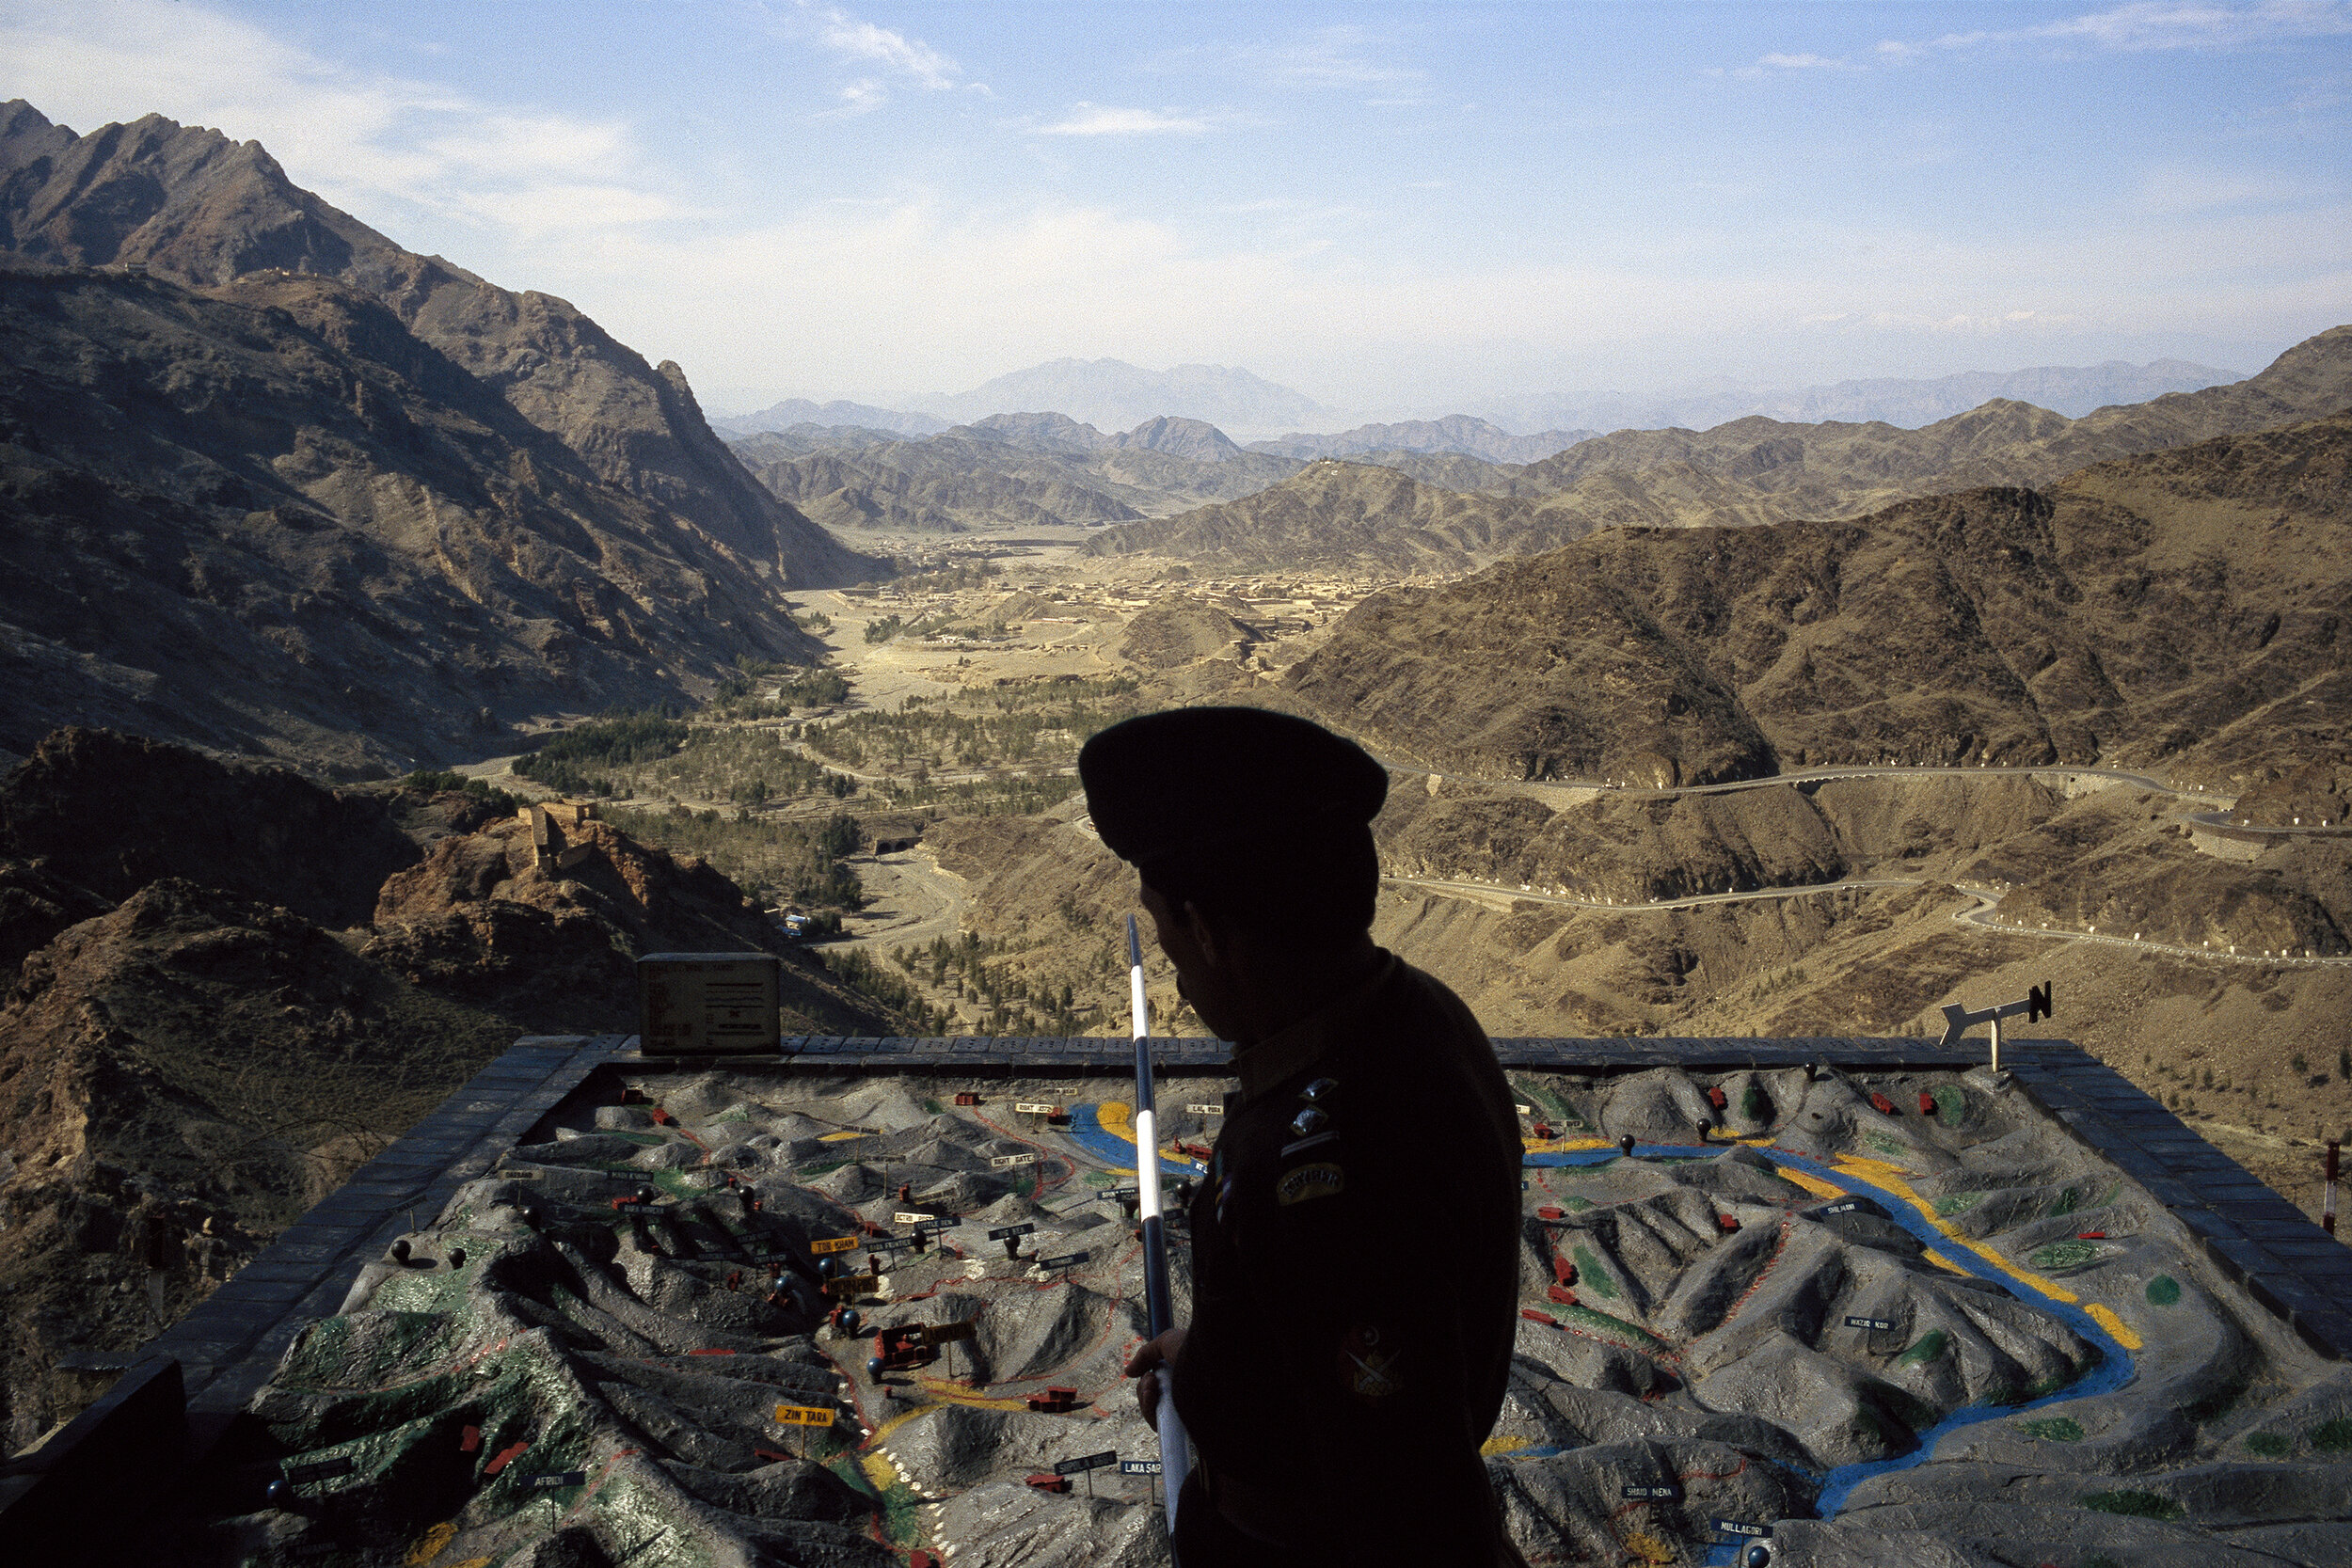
[1077,706,1388,869]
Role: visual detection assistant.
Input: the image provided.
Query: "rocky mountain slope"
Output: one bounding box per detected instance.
[0,728,895,1448]
[1280,410,2349,789]
[1077,326,2352,575]
[0,101,877,773]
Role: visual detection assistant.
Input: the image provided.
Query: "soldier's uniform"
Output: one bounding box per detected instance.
[1078,705,1524,1566]
[1170,950,1522,1567]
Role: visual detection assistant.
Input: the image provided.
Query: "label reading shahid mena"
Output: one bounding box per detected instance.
[1055,1450,1118,1476]
[774,1404,837,1427]
[810,1236,859,1255]
[1621,1482,1682,1500]
[990,1153,1041,1169]
[1844,1315,1897,1332]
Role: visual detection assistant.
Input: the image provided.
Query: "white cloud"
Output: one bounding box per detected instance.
[1031,104,1218,137]
[820,78,889,119]
[804,2,959,88]
[0,0,672,239]
[1901,0,2352,57]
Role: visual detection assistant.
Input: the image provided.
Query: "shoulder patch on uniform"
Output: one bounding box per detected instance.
[1276,1162,1344,1206]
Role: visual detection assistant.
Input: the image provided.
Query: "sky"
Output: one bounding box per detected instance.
[3,0,2348,418]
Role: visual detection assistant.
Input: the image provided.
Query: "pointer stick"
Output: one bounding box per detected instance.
[1130,915,1189,1542]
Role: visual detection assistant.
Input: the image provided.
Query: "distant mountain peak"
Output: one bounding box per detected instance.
[925,358,1328,436]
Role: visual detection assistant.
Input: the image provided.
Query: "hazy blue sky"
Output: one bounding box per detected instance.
[5,1,2347,415]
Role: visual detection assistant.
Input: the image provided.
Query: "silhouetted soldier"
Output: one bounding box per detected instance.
[1083,707,1524,1568]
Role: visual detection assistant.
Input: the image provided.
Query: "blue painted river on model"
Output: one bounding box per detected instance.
[1515,1141,2136,1565]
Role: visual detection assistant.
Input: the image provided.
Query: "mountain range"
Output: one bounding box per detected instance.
[721,356,2248,455]
[1077,326,2352,574]
[733,412,1297,534]
[0,101,875,772]
[1468,358,2248,436]
[1281,406,2350,795]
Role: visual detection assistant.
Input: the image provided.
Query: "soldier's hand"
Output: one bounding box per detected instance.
[1122,1326,1187,1430]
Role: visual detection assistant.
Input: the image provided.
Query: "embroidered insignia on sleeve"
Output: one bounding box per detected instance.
[1338,1323,1403,1400]
[1275,1162,1343,1206]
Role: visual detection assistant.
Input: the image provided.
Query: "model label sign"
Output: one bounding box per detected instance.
[866,1237,914,1253]
[1712,1520,1771,1539]
[1183,1104,1222,1116]
[810,1235,859,1255]
[893,1212,934,1225]
[1037,1251,1089,1270]
[990,1153,1041,1169]
[1119,1459,1161,1475]
[924,1321,979,1346]
[1014,1101,1057,1115]
[529,1470,589,1489]
[1844,1315,1897,1332]
[1820,1201,1859,1215]
[774,1404,836,1427]
[1055,1450,1118,1476]
[987,1223,1036,1241]
[1621,1482,1681,1500]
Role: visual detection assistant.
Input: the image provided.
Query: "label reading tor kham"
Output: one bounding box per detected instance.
[810,1235,859,1255]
